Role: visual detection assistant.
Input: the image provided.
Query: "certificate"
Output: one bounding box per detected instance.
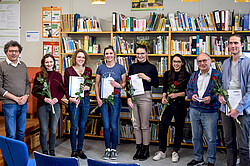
[226,89,243,116]
[101,76,114,99]
[69,76,84,97]
[130,74,145,96]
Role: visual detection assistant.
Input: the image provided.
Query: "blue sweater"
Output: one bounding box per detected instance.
[186,68,222,113]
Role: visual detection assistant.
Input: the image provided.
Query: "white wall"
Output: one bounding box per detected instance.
[20,0,250,67]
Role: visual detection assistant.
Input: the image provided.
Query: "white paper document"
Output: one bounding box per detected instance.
[226,89,243,116]
[69,76,85,97]
[101,76,114,99]
[194,97,203,102]
[130,74,145,96]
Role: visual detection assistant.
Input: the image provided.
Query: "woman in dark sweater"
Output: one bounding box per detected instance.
[127,45,159,161]
[64,49,92,159]
[32,54,64,156]
[153,54,191,163]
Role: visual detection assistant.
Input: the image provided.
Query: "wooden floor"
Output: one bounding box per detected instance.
[0,116,40,165]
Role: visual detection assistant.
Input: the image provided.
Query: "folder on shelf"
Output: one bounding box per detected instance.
[213,10,221,31]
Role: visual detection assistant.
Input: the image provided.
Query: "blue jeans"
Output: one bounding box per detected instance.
[100,95,121,150]
[38,103,61,152]
[69,96,90,152]
[221,112,250,166]
[2,103,27,141]
[190,108,218,164]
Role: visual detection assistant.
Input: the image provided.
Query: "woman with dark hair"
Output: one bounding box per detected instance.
[64,49,92,159]
[32,54,64,156]
[153,54,191,163]
[127,44,159,161]
[95,45,126,160]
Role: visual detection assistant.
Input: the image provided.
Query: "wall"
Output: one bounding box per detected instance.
[20,0,250,67]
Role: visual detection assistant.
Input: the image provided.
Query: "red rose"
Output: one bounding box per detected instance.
[126,77,131,81]
[114,89,119,95]
[173,81,179,86]
[211,76,217,80]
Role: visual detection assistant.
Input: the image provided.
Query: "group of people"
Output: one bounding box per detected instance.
[1,34,249,166]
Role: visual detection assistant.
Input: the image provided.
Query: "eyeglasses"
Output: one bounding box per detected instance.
[197,59,209,63]
[173,60,182,64]
[8,50,19,53]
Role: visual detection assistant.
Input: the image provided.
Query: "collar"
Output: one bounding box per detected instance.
[198,67,212,76]
[6,57,21,67]
[230,53,246,63]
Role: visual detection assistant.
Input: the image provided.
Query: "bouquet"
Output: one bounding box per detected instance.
[91,89,119,114]
[37,74,57,120]
[125,76,136,123]
[211,76,243,130]
[160,81,180,121]
[74,72,92,119]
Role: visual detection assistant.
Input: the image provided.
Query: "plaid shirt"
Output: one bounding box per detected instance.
[187,68,222,113]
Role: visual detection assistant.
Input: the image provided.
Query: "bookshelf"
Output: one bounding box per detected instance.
[59,11,250,148]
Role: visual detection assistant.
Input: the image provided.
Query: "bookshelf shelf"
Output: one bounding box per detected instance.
[113,31,169,34]
[60,31,111,34]
[171,31,232,34]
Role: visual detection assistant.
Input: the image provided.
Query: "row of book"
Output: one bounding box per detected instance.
[120,121,159,141]
[112,12,169,32]
[85,118,103,136]
[171,35,230,56]
[112,10,250,32]
[61,14,102,32]
[61,36,101,54]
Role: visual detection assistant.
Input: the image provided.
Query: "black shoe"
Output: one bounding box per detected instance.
[139,145,150,161]
[71,151,78,158]
[207,163,215,166]
[133,144,142,160]
[77,150,87,159]
[187,159,205,166]
[49,150,55,156]
[43,150,48,155]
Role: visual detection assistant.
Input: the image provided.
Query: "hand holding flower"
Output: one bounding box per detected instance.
[203,96,211,104]
[52,98,58,104]
[110,80,121,88]
[218,94,226,105]
[162,96,168,105]
[229,109,240,119]
[97,98,103,107]
[127,98,134,109]
[81,85,91,91]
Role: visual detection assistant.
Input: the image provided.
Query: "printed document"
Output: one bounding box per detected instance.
[130,74,145,96]
[101,75,114,99]
[69,76,84,97]
[226,89,243,115]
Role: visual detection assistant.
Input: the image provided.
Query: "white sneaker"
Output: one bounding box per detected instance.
[153,151,166,161]
[171,151,179,163]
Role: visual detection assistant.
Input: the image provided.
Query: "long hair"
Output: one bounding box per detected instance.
[40,54,56,79]
[71,49,90,66]
[168,54,187,85]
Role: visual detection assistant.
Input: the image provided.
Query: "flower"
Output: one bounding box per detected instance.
[125,76,136,124]
[114,89,119,95]
[173,81,179,86]
[126,77,131,81]
[211,76,243,130]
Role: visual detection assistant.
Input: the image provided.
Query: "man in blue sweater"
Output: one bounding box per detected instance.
[219,34,250,166]
[186,53,222,166]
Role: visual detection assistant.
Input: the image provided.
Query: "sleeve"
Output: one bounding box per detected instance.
[162,71,169,94]
[25,66,31,96]
[236,63,250,113]
[64,68,70,99]
[32,72,45,101]
[55,73,64,101]
[121,65,126,75]
[150,65,159,88]
[0,64,7,96]
[96,65,101,75]
[186,72,195,100]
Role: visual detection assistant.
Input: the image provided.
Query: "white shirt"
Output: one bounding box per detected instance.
[197,67,212,98]
[6,57,21,67]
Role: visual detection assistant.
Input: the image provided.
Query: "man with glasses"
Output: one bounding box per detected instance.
[186,53,222,166]
[0,40,30,141]
[219,34,250,166]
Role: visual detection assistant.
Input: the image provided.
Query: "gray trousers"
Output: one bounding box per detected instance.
[132,91,152,145]
[221,112,250,166]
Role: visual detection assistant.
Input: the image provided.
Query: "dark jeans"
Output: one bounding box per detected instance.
[2,103,27,141]
[221,112,250,166]
[38,103,61,152]
[69,96,90,152]
[158,100,186,153]
[100,95,121,150]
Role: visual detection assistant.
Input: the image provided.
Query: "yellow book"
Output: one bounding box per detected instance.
[84,35,89,52]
